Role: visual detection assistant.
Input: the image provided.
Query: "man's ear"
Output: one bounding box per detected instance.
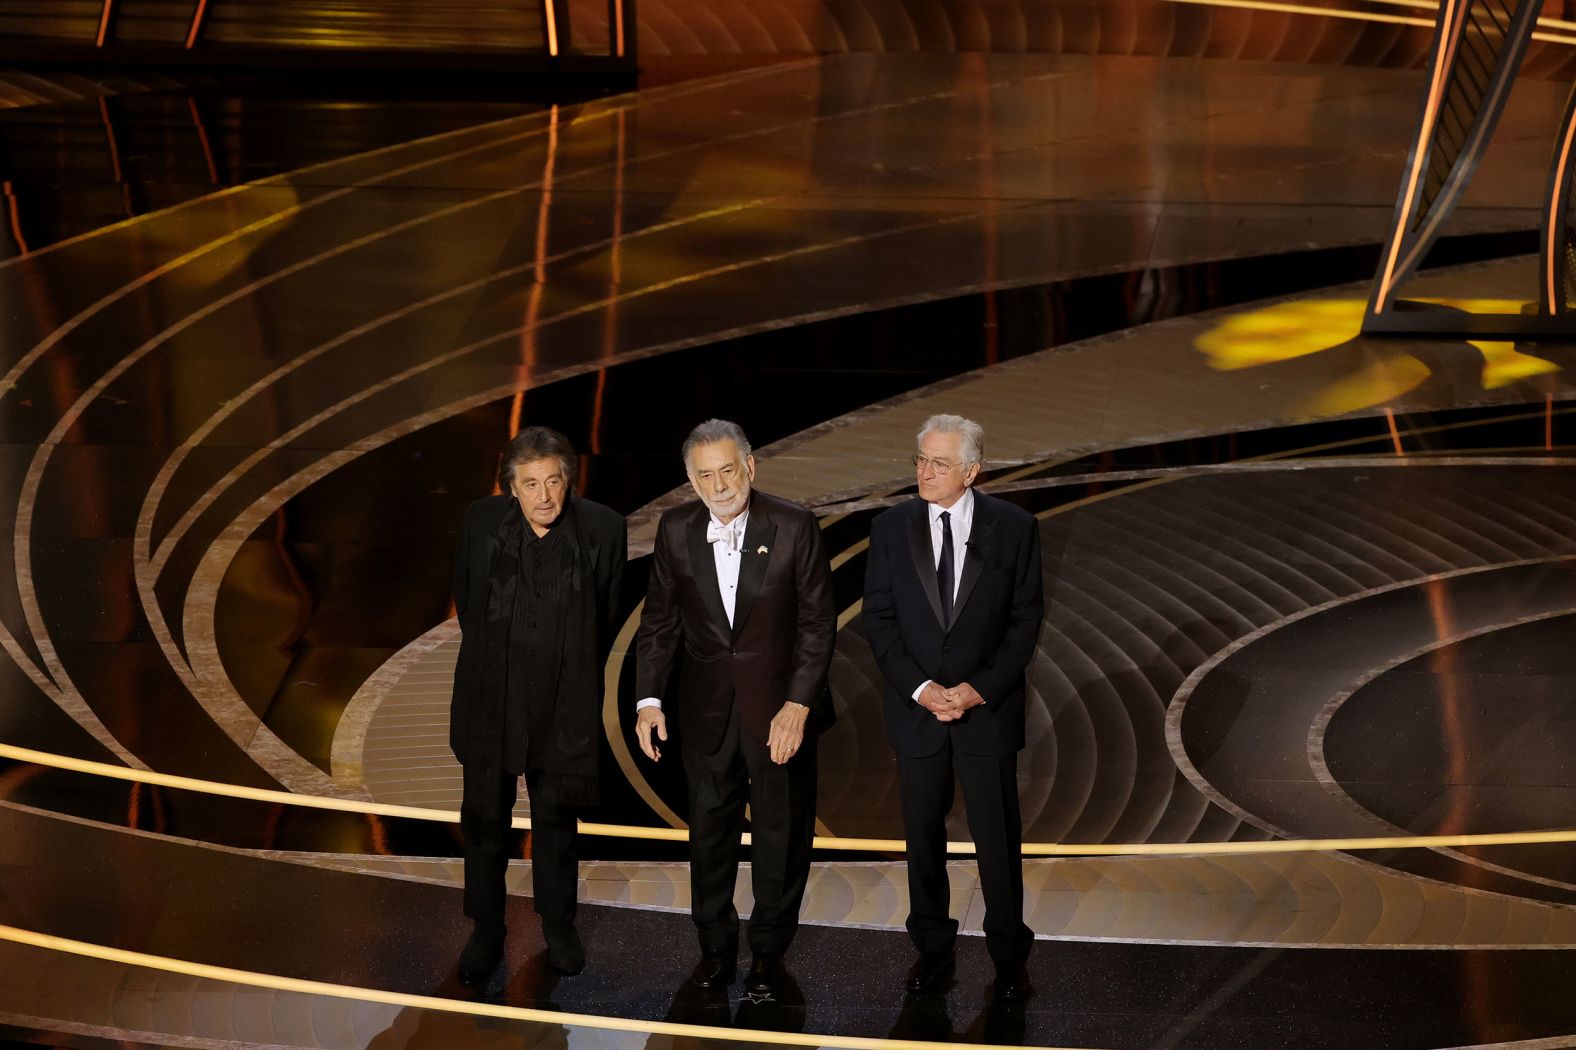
[744,454,757,482]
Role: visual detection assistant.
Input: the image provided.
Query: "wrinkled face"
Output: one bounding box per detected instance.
[915,430,979,507]
[509,456,568,530]
[686,439,755,523]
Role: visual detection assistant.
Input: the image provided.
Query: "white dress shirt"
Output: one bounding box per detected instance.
[707,508,748,626]
[637,507,750,713]
[914,487,975,701]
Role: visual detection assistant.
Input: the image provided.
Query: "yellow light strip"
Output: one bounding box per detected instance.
[1161,0,1576,46]
[94,0,115,46]
[1547,103,1576,308]
[1374,0,1462,310]
[1364,0,1576,35]
[13,741,1576,857]
[184,0,210,48]
[1162,0,1429,28]
[543,0,560,57]
[0,924,1053,1050]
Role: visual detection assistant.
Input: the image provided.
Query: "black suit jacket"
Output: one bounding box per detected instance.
[448,493,627,766]
[635,490,836,755]
[862,491,1044,758]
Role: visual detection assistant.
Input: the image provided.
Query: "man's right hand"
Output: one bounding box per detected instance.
[917,682,960,722]
[636,706,668,760]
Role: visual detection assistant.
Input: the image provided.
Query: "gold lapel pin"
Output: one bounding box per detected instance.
[756,545,769,554]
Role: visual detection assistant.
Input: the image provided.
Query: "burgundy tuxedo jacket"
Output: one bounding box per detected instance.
[635,490,836,754]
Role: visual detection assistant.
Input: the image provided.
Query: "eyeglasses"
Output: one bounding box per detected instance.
[913,454,958,475]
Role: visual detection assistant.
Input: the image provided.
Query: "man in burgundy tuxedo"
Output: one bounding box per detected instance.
[635,418,835,996]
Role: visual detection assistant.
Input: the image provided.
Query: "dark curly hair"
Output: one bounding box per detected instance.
[499,426,578,489]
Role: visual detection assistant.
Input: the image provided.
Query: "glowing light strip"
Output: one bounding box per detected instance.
[12,741,1576,857]
[184,0,209,48]
[1391,8,1545,283]
[2,181,25,254]
[1163,0,1428,27]
[1167,0,1576,44]
[1161,2,1576,47]
[94,0,115,46]
[1365,0,1576,34]
[0,924,1048,1050]
[1546,102,1576,309]
[1384,407,1405,455]
[614,0,626,56]
[543,0,560,57]
[98,97,123,184]
[188,98,219,185]
[1374,0,1463,311]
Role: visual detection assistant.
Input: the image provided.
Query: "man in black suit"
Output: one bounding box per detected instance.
[635,419,836,996]
[862,414,1044,1002]
[449,427,626,985]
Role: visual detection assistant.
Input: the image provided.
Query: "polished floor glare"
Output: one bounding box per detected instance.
[8,49,1576,1050]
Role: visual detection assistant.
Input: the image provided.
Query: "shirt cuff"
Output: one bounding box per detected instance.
[911,680,933,702]
[636,697,663,711]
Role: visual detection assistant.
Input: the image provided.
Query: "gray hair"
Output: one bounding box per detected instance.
[917,414,985,468]
[682,418,752,469]
[499,425,578,488]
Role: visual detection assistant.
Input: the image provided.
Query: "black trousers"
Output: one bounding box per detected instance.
[460,763,579,932]
[898,738,1032,964]
[682,705,818,957]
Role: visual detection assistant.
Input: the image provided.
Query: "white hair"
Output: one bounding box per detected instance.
[683,418,752,469]
[917,414,984,468]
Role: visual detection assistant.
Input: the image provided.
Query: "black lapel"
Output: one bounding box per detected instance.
[569,496,600,572]
[685,507,732,631]
[731,501,778,638]
[906,502,946,629]
[951,491,993,625]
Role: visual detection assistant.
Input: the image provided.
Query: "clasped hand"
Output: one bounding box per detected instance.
[918,681,984,722]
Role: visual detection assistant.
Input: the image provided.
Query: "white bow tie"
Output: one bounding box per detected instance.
[706,521,740,550]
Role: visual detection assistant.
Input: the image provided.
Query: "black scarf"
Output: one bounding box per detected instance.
[478,496,601,808]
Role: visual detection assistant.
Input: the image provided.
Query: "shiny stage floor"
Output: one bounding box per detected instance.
[7,49,1576,1050]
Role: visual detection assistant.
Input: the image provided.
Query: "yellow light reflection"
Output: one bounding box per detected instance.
[1471,340,1560,389]
[1196,298,1367,369]
[1197,297,1557,400]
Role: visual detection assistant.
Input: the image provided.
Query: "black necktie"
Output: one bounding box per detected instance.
[937,509,954,625]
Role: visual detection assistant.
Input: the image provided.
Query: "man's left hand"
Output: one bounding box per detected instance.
[768,702,810,764]
[943,682,986,713]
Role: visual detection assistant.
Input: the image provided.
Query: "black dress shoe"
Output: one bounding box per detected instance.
[544,921,585,975]
[744,953,786,995]
[689,950,737,989]
[904,951,954,994]
[457,923,505,986]
[992,960,1033,1003]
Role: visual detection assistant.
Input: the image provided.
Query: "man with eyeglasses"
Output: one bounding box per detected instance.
[862,413,1044,1002]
